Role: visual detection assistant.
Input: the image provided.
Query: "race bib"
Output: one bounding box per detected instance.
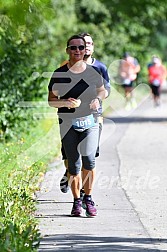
[152,79,160,87]
[72,114,95,132]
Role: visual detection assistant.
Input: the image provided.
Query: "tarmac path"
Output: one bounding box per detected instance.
[36,88,167,251]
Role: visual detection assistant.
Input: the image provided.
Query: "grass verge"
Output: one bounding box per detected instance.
[0,116,60,251]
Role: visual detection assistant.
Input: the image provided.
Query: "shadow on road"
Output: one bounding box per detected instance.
[107,116,167,124]
[38,234,166,251]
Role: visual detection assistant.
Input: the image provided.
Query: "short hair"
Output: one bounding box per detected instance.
[66,34,86,47]
[79,32,91,37]
[78,32,94,46]
[152,55,161,63]
[152,55,160,60]
[123,52,130,58]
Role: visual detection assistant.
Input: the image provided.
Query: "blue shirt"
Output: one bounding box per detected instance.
[91,58,111,114]
[92,58,110,96]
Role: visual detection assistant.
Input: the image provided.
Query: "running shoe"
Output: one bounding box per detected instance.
[60,170,69,193]
[71,199,82,217]
[82,196,97,217]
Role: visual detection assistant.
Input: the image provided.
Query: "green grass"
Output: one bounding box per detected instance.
[0,115,61,251]
[0,116,60,187]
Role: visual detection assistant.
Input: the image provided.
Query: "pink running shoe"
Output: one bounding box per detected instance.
[83,198,97,217]
[71,199,82,217]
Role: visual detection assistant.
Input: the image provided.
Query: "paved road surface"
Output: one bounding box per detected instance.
[36,87,167,251]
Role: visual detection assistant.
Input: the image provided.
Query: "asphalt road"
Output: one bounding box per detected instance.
[36,86,167,251]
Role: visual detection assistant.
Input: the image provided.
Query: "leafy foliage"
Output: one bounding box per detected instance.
[0,166,42,251]
[0,117,58,251]
[0,186,40,251]
[1,0,167,139]
[0,10,45,139]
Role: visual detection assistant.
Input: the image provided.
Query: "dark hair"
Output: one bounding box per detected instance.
[79,32,91,37]
[123,52,130,58]
[66,34,86,47]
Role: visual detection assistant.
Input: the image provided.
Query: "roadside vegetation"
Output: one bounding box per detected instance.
[0,117,60,251]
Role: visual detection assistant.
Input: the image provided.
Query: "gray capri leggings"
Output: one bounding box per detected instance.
[61,123,99,175]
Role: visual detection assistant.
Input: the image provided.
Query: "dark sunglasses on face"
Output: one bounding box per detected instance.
[67,45,85,51]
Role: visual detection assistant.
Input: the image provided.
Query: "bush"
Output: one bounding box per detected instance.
[0,15,46,140]
[0,175,41,251]
[0,116,60,251]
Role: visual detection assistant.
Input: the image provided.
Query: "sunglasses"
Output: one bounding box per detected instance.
[67,45,85,51]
